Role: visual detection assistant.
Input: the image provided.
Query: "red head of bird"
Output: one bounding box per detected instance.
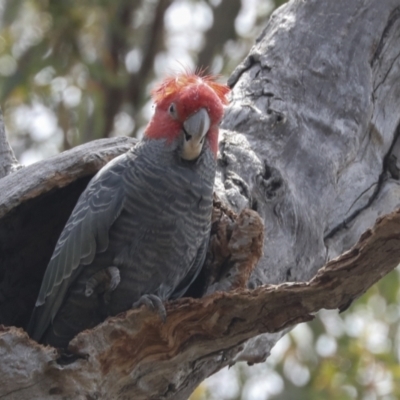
[145,72,230,160]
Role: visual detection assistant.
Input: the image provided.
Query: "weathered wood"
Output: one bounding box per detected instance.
[0,136,137,218]
[217,0,400,362]
[1,0,400,398]
[1,206,400,399]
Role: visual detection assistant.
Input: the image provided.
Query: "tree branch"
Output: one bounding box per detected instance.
[1,0,400,398]
[0,109,20,179]
[1,205,399,399]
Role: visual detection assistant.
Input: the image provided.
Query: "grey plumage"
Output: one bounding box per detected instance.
[28,137,216,347]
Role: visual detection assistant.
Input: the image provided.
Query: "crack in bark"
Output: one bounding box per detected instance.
[0,377,46,399]
[344,181,379,217]
[227,52,261,88]
[370,7,400,66]
[373,50,400,97]
[324,111,400,242]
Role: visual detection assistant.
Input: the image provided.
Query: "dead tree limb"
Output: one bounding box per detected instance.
[1,207,399,399]
[0,108,20,179]
[1,0,400,398]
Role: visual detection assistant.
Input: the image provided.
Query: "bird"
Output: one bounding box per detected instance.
[27,72,230,348]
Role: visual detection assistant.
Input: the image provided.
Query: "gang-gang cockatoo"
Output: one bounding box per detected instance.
[27,72,230,348]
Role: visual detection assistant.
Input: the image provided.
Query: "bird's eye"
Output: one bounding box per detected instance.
[168,103,177,119]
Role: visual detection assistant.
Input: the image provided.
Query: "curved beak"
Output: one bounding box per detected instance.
[181,108,211,160]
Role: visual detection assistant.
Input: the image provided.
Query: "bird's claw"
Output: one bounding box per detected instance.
[107,266,121,291]
[132,294,167,322]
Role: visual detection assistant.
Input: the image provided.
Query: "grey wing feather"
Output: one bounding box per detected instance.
[170,236,209,299]
[28,153,130,341]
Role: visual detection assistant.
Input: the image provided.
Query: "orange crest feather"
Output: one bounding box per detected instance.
[151,72,230,105]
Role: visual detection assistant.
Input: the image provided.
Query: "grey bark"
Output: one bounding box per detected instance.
[217,0,400,362]
[1,207,399,399]
[1,0,400,398]
[0,108,20,178]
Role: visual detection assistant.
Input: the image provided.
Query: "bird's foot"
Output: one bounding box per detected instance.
[132,294,166,322]
[85,266,120,297]
[107,267,121,291]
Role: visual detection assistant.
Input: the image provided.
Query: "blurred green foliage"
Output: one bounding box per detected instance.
[0,0,277,162]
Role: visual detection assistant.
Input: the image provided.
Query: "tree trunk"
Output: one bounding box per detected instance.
[1,0,400,398]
